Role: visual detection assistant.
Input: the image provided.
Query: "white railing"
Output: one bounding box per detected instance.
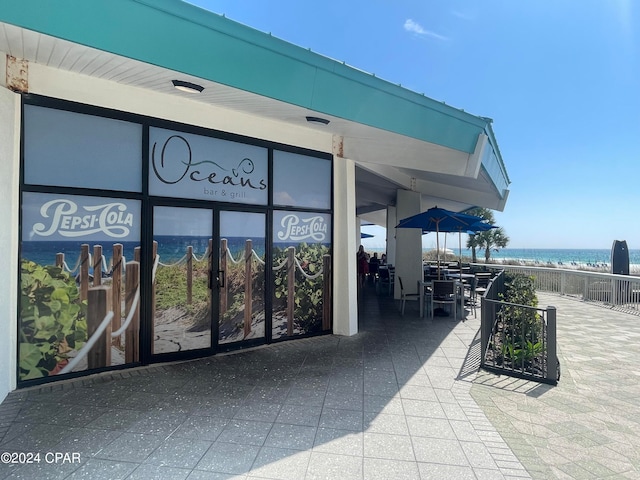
[473,263,640,315]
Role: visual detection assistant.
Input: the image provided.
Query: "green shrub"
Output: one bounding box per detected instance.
[19,260,87,380]
[497,272,542,365]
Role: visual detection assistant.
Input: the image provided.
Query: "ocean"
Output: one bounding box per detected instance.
[20,236,265,269]
[362,246,640,268]
[463,248,640,267]
[22,239,640,271]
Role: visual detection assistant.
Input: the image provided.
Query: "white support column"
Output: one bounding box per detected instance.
[394,190,422,300]
[332,156,358,336]
[0,84,20,400]
[386,206,397,267]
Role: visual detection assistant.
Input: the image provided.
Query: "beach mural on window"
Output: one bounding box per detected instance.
[152,206,213,354]
[19,192,141,380]
[151,209,267,350]
[272,211,332,339]
[219,211,266,345]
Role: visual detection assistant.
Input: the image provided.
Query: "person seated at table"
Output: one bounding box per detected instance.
[368,253,380,282]
[380,253,387,265]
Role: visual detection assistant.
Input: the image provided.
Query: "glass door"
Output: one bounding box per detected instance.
[152,206,214,355]
[218,211,266,346]
[151,207,266,358]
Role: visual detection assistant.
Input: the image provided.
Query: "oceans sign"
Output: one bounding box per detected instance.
[148,127,268,205]
[275,212,330,244]
[24,192,140,241]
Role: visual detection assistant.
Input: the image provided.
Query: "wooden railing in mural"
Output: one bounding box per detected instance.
[55,238,332,371]
[191,239,332,337]
[56,243,140,372]
[269,245,332,335]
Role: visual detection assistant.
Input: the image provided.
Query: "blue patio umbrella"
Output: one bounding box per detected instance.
[396,206,486,277]
[397,207,484,232]
[360,232,374,239]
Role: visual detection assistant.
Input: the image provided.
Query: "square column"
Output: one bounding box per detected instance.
[332,156,358,336]
[0,85,20,400]
[394,190,422,300]
[385,206,397,267]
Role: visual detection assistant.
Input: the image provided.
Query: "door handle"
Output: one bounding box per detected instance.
[207,270,225,290]
[208,269,225,289]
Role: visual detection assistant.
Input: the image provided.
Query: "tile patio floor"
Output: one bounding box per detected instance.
[0,288,637,479]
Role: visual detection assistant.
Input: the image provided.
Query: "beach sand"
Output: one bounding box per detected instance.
[493,258,640,275]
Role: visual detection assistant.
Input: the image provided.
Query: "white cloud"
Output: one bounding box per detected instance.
[403,19,448,41]
[451,10,473,21]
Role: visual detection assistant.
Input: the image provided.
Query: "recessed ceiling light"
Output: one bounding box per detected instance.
[172,80,204,93]
[306,116,330,125]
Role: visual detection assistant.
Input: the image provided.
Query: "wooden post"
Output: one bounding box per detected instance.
[87,286,111,369]
[80,244,89,302]
[244,239,253,338]
[125,260,140,363]
[187,245,193,305]
[111,244,123,347]
[287,246,295,336]
[546,306,557,384]
[220,238,228,314]
[322,254,332,331]
[55,253,64,269]
[93,245,102,286]
[134,246,141,263]
[151,241,157,354]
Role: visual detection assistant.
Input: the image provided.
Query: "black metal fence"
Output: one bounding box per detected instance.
[480,270,558,385]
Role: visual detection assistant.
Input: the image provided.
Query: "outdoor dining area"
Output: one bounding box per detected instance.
[368,206,498,320]
[381,262,495,320]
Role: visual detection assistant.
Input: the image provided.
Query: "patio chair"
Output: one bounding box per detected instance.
[474,273,492,303]
[465,276,478,317]
[421,279,433,317]
[377,266,390,295]
[398,276,420,316]
[430,280,457,319]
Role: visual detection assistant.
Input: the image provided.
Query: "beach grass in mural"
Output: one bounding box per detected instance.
[218,210,267,344]
[153,231,213,354]
[219,246,266,344]
[152,235,268,350]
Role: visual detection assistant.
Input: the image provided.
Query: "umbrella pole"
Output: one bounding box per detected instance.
[459,231,463,281]
[436,225,441,279]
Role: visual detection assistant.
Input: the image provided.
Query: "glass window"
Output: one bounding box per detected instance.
[153,206,213,354]
[149,127,268,204]
[272,211,332,339]
[19,192,141,381]
[23,105,142,192]
[273,150,331,209]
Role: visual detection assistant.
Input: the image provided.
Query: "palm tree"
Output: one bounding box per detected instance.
[477,227,510,263]
[467,233,481,263]
[464,208,495,262]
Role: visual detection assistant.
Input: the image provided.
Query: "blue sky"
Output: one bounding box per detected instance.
[187,0,639,249]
